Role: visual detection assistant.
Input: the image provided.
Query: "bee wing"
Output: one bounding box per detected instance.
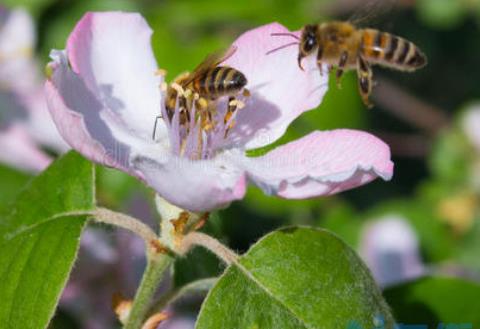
[346,0,397,27]
[182,46,237,86]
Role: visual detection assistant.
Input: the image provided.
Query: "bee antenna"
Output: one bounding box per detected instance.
[266,42,299,55]
[270,32,300,40]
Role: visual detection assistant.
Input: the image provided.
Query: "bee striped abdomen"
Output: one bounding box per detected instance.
[194,66,247,99]
[360,29,427,71]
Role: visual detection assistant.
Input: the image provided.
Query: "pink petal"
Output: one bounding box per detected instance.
[0,124,52,172]
[233,129,393,198]
[133,154,247,212]
[223,22,328,150]
[66,12,165,140]
[47,49,246,212]
[46,50,144,176]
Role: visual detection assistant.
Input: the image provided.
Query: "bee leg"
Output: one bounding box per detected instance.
[224,96,237,138]
[336,51,349,89]
[317,45,324,75]
[196,96,213,131]
[196,96,209,112]
[357,56,373,108]
[178,96,190,126]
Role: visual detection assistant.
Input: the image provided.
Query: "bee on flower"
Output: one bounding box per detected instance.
[45,12,393,212]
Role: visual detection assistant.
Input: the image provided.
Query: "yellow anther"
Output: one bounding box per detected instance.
[197,97,208,111]
[184,88,193,98]
[229,99,245,109]
[160,82,168,92]
[171,82,185,96]
[155,68,167,77]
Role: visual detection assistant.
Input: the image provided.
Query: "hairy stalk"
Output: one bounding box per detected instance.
[93,207,159,248]
[124,251,174,329]
[179,231,239,265]
[92,207,174,328]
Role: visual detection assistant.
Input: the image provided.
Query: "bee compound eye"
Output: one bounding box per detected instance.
[304,37,316,51]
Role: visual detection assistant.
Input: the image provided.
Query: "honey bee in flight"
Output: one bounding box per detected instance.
[270,21,427,107]
[164,47,249,133]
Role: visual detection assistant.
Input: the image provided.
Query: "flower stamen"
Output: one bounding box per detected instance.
[155,68,167,77]
[161,77,249,159]
[170,82,185,96]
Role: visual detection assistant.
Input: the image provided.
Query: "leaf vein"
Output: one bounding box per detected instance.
[6,232,42,327]
[2,210,93,243]
[234,262,315,329]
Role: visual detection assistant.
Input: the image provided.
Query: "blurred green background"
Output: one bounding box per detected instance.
[2,0,480,328]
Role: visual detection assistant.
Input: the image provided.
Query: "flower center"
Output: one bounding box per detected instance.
[157,79,248,160]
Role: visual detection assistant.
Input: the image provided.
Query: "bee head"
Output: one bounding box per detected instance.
[298,25,318,70]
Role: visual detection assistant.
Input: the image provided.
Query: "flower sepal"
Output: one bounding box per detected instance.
[155,195,206,251]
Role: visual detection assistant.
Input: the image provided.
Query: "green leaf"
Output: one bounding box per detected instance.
[384,277,480,327]
[0,164,32,209]
[196,227,394,329]
[174,247,222,288]
[0,151,95,329]
[454,219,480,272]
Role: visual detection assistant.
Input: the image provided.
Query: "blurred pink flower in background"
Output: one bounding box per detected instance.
[0,6,68,173]
[46,11,394,212]
[60,226,146,329]
[60,193,158,328]
[461,104,480,191]
[462,104,480,153]
[360,216,425,288]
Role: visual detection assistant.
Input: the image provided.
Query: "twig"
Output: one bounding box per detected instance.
[374,132,431,157]
[373,77,450,135]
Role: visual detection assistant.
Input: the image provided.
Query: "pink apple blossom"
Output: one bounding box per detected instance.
[0,6,68,172]
[360,216,425,287]
[46,12,394,212]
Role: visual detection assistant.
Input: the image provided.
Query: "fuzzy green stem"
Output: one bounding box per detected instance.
[124,252,173,329]
[94,207,158,246]
[178,231,239,265]
[149,277,217,315]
